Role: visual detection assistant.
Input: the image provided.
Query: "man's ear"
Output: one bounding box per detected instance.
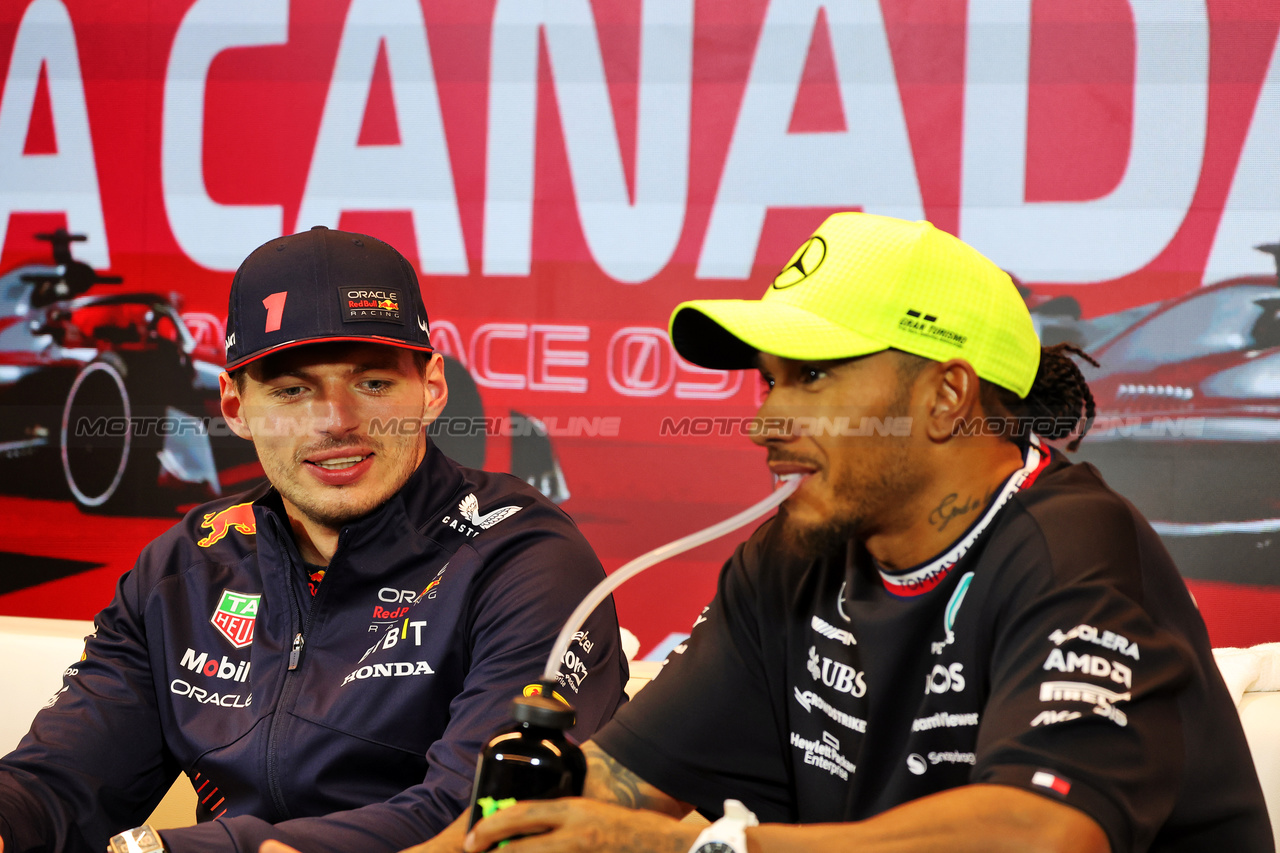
[419,353,450,427]
[923,359,982,443]
[218,372,254,440]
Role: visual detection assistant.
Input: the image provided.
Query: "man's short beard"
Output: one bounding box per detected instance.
[778,502,864,560]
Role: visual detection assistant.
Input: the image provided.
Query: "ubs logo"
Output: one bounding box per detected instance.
[772,236,827,289]
[807,646,867,697]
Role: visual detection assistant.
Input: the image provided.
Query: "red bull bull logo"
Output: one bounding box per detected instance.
[521,683,570,705]
[211,589,261,649]
[198,503,257,548]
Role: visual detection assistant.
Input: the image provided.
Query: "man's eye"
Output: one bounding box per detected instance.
[362,379,393,393]
[273,386,305,399]
[759,373,776,390]
[801,367,826,384]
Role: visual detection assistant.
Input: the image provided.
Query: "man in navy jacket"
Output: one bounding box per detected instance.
[0,228,628,853]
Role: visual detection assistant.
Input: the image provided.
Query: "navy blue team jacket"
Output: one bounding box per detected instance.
[0,441,629,853]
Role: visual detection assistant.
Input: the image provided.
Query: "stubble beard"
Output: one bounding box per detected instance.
[778,384,918,560]
[778,446,914,560]
[261,433,423,530]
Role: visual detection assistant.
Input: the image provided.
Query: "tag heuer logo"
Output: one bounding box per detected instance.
[212,590,261,649]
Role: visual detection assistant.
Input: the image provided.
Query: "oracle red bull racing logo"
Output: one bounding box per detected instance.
[341,288,402,321]
[211,590,261,649]
[197,503,257,547]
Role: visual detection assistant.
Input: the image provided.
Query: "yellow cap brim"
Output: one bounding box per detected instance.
[670,299,891,370]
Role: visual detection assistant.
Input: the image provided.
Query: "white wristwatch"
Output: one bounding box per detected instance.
[689,799,759,853]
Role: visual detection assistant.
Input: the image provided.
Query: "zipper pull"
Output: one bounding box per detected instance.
[289,632,304,670]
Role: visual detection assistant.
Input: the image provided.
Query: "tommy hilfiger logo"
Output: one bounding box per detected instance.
[340,287,402,323]
[899,309,967,348]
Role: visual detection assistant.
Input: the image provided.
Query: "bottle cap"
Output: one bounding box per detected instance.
[510,693,577,730]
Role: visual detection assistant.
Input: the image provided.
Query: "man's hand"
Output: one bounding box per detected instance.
[461,798,699,853]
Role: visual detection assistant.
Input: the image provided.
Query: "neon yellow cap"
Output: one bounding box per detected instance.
[669,212,1041,397]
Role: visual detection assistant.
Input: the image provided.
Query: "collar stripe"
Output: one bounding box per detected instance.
[879,439,1049,598]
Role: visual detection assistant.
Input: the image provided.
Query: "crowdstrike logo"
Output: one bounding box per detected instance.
[794,688,867,733]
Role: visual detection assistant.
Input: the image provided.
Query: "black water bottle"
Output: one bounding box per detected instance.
[468,689,587,831]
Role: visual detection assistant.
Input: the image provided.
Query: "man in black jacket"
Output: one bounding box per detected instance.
[0,228,629,853]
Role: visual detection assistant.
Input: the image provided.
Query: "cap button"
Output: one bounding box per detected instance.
[310,225,328,231]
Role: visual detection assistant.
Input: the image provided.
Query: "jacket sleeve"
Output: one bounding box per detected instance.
[0,562,178,853]
[158,518,629,853]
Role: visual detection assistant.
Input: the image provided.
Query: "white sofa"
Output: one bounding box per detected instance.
[0,616,197,829]
[0,616,1275,843]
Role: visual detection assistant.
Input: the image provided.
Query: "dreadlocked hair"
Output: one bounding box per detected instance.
[982,343,1100,452]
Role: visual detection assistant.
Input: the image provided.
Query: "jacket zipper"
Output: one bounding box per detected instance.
[264,521,342,821]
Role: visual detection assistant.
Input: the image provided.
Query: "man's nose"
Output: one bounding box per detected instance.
[311,387,362,435]
[749,392,799,448]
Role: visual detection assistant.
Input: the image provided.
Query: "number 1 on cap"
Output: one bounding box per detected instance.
[263,291,288,332]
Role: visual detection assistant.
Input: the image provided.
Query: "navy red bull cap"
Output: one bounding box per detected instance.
[224,226,433,371]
